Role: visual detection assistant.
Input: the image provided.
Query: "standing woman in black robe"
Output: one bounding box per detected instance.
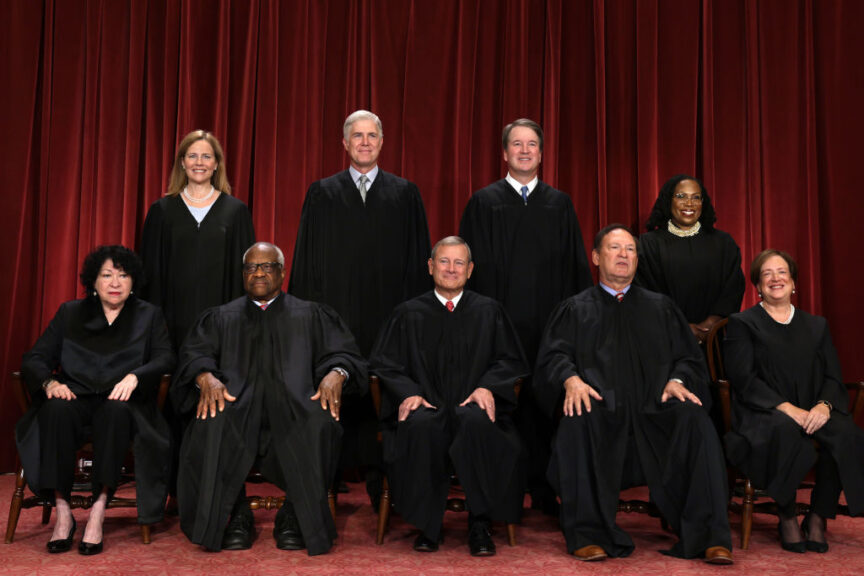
[635,174,744,344]
[724,249,864,553]
[16,246,175,555]
[140,129,255,351]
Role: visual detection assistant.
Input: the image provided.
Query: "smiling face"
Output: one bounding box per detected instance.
[670,179,703,229]
[342,118,383,172]
[592,228,638,289]
[243,244,285,302]
[95,259,133,309]
[428,243,474,299]
[182,139,218,187]
[502,125,542,181]
[758,254,795,305]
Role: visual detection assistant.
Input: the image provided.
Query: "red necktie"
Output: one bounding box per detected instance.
[260,303,268,310]
[446,300,454,312]
[615,292,624,302]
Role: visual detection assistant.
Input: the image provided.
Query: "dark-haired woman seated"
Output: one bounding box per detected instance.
[724,249,864,553]
[635,174,744,344]
[16,245,175,555]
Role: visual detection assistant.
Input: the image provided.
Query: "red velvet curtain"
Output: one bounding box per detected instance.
[2,0,862,471]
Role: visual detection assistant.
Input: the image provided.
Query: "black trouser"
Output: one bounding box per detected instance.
[37,395,135,500]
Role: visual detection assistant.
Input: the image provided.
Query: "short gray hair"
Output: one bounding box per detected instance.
[243,242,285,266]
[343,110,383,141]
[430,236,472,263]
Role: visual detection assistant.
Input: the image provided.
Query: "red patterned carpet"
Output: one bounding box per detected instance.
[2,474,862,575]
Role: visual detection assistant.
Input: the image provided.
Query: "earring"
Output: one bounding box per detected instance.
[92,290,97,297]
[758,292,762,299]
[792,289,796,294]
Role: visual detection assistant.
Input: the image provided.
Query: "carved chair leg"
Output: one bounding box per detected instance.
[376,475,391,545]
[4,466,26,543]
[741,478,755,550]
[506,523,516,546]
[140,524,151,544]
[327,488,336,522]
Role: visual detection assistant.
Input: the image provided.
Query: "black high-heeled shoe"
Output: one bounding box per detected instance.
[777,520,806,553]
[802,514,829,553]
[46,516,76,553]
[78,539,103,555]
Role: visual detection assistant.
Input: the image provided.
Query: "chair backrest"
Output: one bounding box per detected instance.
[705,317,729,383]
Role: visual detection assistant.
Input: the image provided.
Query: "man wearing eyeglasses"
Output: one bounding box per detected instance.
[172,242,367,555]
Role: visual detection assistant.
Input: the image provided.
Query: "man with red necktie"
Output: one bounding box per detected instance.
[370,236,528,557]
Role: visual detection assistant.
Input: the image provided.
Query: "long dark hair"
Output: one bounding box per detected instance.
[645,174,717,232]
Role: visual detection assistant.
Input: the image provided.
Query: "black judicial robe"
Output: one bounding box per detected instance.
[171,293,367,555]
[370,291,529,539]
[140,193,255,350]
[459,180,592,365]
[634,228,745,324]
[536,285,730,558]
[724,305,864,513]
[289,170,431,357]
[16,296,175,524]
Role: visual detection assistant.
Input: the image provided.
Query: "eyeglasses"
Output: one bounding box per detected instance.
[184,153,214,162]
[673,193,703,203]
[242,262,282,274]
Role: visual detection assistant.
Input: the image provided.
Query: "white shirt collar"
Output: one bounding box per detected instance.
[505,173,538,198]
[433,289,464,309]
[349,165,379,187]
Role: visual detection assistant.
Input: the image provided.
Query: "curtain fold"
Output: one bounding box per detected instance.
[1,0,862,470]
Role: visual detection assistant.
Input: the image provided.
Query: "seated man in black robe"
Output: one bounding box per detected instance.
[535,224,733,565]
[172,242,367,555]
[370,236,529,556]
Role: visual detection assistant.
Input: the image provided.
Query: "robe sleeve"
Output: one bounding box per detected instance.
[814,321,849,414]
[310,303,368,397]
[288,182,323,302]
[129,306,176,397]
[139,201,165,305]
[633,234,668,295]
[21,303,67,395]
[709,233,745,318]
[170,307,225,416]
[227,200,256,300]
[663,299,712,407]
[565,198,593,293]
[723,314,788,411]
[368,309,426,422]
[459,195,499,300]
[401,183,432,300]
[474,304,529,410]
[534,299,588,418]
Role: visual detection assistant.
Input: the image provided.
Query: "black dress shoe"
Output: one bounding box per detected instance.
[468,521,496,557]
[222,510,255,550]
[78,540,103,555]
[802,514,829,553]
[273,505,305,550]
[778,520,806,553]
[413,533,440,552]
[46,517,76,553]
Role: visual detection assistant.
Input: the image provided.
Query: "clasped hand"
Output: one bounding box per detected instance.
[777,402,830,435]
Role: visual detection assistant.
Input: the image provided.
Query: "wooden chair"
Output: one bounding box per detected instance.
[5,371,171,544]
[369,375,517,546]
[246,473,337,522]
[706,321,864,549]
